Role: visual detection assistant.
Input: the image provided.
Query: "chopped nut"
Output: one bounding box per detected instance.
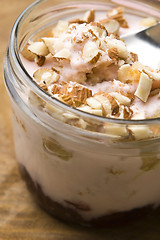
[77,118,88,129]
[52,20,68,37]
[108,7,129,28]
[83,9,95,23]
[54,48,71,59]
[106,7,129,28]
[51,84,61,94]
[94,94,112,115]
[42,37,56,55]
[61,82,92,104]
[109,92,131,105]
[39,82,48,91]
[77,105,103,116]
[106,38,128,59]
[35,55,45,66]
[118,64,141,83]
[21,43,36,61]
[140,17,157,27]
[144,69,160,81]
[104,123,128,137]
[135,72,152,102]
[130,52,138,62]
[82,41,101,63]
[105,93,119,116]
[28,41,49,56]
[142,69,160,90]
[107,7,123,19]
[100,19,120,35]
[90,22,108,38]
[86,97,102,109]
[119,105,133,119]
[87,29,98,41]
[63,112,79,120]
[129,125,153,140]
[60,94,75,106]
[33,68,60,84]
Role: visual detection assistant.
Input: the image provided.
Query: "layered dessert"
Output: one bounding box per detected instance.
[12,5,160,226]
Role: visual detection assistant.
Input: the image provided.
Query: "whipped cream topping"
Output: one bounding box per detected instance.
[21,7,160,122]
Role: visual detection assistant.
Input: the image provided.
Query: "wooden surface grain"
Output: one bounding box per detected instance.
[1,0,160,239]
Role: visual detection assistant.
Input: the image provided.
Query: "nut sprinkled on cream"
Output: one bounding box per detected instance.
[21,7,160,127]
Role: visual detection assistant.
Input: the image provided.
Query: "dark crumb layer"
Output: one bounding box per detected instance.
[19,164,155,228]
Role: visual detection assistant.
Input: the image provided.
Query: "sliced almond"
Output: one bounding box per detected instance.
[83,9,95,23]
[135,72,152,102]
[86,97,102,109]
[106,38,128,59]
[109,92,131,105]
[62,112,79,120]
[52,20,68,37]
[82,41,100,63]
[77,119,88,129]
[33,68,60,84]
[129,125,153,140]
[21,43,36,61]
[28,41,49,56]
[142,69,160,90]
[143,68,160,81]
[90,22,108,38]
[101,19,120,35]
[118,64,141,83]
[140,17,157,27]
[143,68,160,90]
[104,123,128,137]
[77,105,103,116]
[94,94,112,115]
[54,48,71,59]
[42,37,56,55]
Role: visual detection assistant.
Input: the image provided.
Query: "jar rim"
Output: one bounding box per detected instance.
[10,0,160,125]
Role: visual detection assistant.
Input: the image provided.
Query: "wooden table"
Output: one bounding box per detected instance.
[1,0,160,239]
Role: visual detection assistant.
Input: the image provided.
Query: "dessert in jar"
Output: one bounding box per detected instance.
[4,0,160,227]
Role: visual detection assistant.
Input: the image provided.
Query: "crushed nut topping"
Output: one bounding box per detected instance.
[106,7,129,28]
[22,7,160,138]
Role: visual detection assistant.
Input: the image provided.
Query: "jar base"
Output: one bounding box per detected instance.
[19,164,155,228]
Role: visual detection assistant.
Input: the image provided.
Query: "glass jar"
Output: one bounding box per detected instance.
[3,0,160,227]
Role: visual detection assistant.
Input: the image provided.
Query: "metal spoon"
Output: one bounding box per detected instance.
[122,22,160,68]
